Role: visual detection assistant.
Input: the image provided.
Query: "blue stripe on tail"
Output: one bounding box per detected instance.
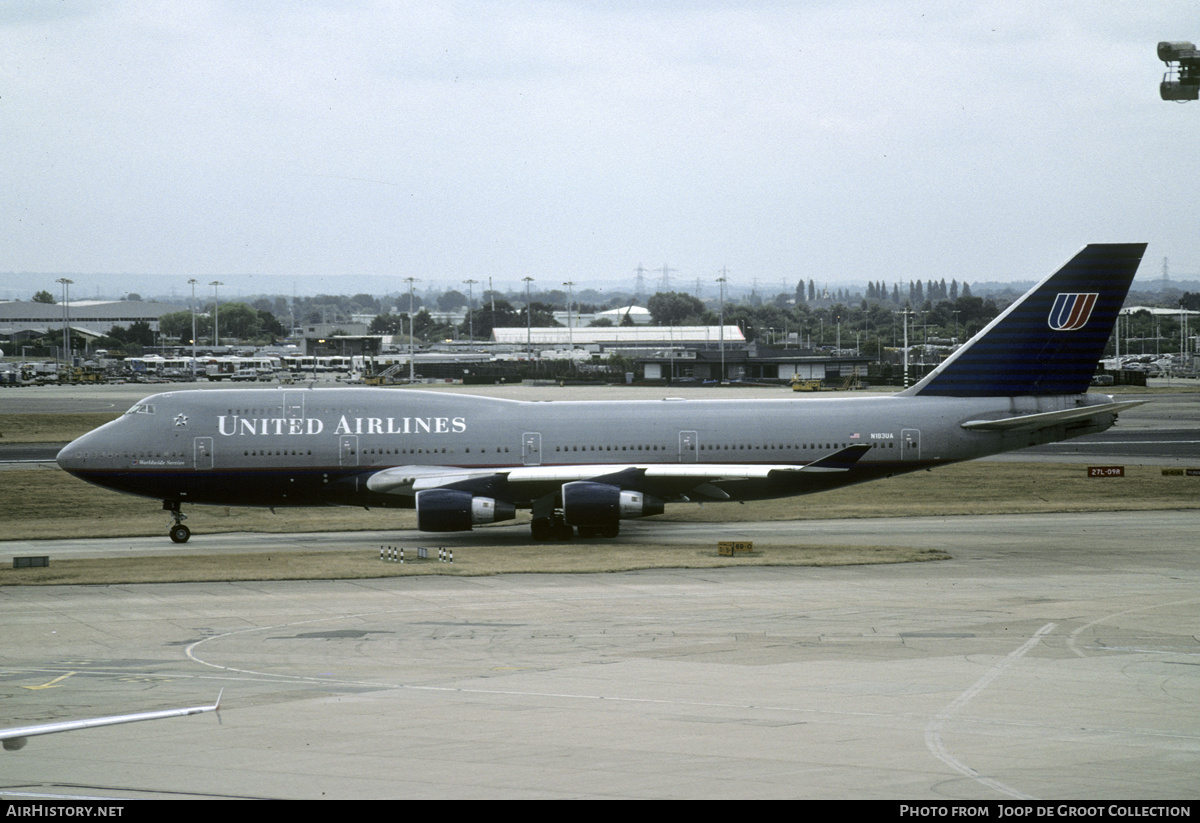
[906,243,1146,397]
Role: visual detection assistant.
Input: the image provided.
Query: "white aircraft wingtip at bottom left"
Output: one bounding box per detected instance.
[1,692,223,752]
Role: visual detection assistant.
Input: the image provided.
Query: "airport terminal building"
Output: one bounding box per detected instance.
[0,299,187,343]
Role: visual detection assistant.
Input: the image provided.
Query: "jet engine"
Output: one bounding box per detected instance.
[415,489,516,532]
[561,481,664,526]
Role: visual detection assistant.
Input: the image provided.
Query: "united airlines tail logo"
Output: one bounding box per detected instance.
[1048,293,1098,331]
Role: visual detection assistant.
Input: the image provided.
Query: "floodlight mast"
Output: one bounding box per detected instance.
[1159,41,1199,101]
[404,277,418,382]
[56,278,72,366]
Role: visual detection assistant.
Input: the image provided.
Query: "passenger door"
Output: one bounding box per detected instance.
[193,437,213,470]
[522,432,542,466]
[678,430,698,462]
[339,435,359,467]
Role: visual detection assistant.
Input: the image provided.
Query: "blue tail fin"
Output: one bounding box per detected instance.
[905,243,1147,397]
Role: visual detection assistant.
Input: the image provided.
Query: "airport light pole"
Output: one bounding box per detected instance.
[463,279,477,344]
[1180,302,1188,364]
[523,276,534,362]
[562,280,575,352]
[716,269,728,383]
[56,278,72,368]
[899,308,913,387]
[404,277,418,382]
[187,279,198,378]
[921,311,930,365]
[209,281,223,347]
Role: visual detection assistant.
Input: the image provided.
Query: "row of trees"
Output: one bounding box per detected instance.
[794,278,971,306]
[157,304,286,345]
[243,287,611,330]
[639,290,1000,352]
[368,300,564,342]
[351,286,1005,355]
[24,282,1196,358]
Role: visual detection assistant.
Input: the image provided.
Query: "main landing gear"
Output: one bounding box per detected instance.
[530,515,620,541]
[164,500,190,543]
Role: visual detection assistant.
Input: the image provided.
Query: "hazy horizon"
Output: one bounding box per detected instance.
[4,2,1198,302]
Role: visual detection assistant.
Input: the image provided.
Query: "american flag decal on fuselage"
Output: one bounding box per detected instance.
[1047,292,1098,331]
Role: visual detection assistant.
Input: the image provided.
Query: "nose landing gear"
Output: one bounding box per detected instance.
[164,500,191,543]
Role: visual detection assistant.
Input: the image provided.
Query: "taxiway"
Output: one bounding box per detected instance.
[1,510,1197,800]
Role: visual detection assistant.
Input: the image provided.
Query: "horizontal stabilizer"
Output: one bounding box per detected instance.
[961,401,1146,432]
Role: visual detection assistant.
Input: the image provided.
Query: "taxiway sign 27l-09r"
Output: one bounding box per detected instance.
[57,243,1147,543]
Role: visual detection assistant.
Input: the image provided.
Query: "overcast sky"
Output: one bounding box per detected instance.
[2,1,1197,301]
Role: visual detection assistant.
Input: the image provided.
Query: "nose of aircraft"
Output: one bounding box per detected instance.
[56,434,87,473]
[56,422,113,474]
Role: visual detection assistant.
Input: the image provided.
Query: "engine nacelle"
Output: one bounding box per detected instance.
[415,489,516,532]
[561,481,664,526]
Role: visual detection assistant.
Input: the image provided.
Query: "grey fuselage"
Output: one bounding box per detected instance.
[56,386,1122,511]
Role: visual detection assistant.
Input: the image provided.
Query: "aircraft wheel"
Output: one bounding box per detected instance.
[532,517,574,541]
[577,524,618,539]
[530,518,555,542]
[169,524,191,544]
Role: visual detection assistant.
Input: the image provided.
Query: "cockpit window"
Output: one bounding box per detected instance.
[124,403,156,415]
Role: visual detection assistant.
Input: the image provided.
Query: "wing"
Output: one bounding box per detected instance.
[1,691,221,752]
[361,445,872,532]
[365,444,873,502]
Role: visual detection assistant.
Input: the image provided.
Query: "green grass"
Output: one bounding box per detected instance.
[0,413,120,443]
[1,544,947,585]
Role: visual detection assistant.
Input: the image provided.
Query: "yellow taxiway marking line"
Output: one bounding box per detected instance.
[23,672,77,690]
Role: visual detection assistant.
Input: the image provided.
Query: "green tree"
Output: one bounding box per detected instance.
[158,310,211,344]
[350,293,381,313]
[647,292,706,325]
[437,290,469,312]
[109,321,155,347]
[369,313,404,335]
[32,290,55,303]
[413,309,457,341]
[463,300,518,338]
[210,302,261,340]
[257,310,285,339]
[519,301,560,328]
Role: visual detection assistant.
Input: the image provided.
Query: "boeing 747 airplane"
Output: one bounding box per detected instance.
[57,243,1147,543]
